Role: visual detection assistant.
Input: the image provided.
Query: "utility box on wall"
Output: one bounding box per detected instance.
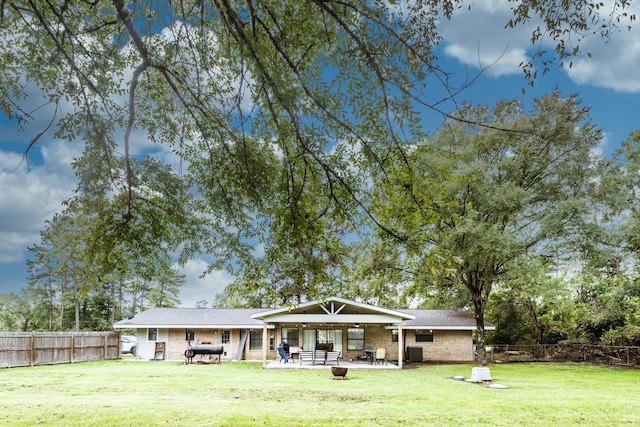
[406,346,423,362]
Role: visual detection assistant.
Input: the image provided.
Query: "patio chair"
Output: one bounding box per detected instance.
[278,347,293,363]
[375,347,387,366]
[358,346,374,364]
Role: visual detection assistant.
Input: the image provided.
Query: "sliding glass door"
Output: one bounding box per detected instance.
[302,329,343,353]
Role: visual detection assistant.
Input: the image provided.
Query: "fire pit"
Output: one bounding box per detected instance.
[331,366,348,379]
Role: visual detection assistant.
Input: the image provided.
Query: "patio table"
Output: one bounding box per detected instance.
[360,348,376,364]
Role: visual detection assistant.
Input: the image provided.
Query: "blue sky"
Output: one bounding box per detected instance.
[1,2,639,306]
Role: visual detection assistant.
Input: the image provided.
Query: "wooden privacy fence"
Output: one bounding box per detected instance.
[0,332,120,368]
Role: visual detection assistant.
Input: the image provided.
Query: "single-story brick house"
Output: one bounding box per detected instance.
[113,297,494,368]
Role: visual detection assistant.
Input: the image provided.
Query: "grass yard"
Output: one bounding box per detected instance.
[1,360,639,426]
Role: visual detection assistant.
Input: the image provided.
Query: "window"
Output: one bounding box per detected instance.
[148,328,157,341]
[392,329,398,343]
[249,329,262,351]
[281,328,299,347]
[415,329,434,342]
[221,330,230,344]
[185,328,195,341]
[347,328,364,350]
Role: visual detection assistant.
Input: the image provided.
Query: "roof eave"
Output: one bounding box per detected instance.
[397,325,496,331]
[113,323,272,329]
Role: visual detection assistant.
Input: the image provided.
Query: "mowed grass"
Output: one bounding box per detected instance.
[1,360,639,426]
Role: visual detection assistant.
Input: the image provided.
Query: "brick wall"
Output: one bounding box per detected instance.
[158,327,472,362]
[166,328,221,360]
[404,330,474,362]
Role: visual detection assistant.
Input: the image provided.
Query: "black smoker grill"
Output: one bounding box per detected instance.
[184,344,224,364]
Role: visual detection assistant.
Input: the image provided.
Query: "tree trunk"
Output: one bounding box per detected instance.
[468,271,489,366]
[59,274,67,329]
[110,281,116,325]
[47,277,54,331]
[73,277,80,332]
[526,297,543,345]
[473,303,487,366]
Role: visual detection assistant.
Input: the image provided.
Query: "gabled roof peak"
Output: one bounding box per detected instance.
[251,296,415,320]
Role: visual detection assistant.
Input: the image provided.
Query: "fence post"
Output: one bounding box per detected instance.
[71,335,75,364]
[505,344,509,362]
[30,334,35,367]
[627,347,630,366]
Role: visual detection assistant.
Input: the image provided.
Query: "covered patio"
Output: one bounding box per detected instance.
[252,297,415,369]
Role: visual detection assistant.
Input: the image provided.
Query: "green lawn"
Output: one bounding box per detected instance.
[1,360,639,426]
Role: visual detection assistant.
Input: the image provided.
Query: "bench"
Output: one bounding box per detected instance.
[299,351,315,365]
[312,350,341,366]
[325,351,340,366]
[299,350,341,365]
[313,350,327,364]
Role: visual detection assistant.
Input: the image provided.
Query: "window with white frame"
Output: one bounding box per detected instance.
[148,328,157,341]
[221,330,230,344]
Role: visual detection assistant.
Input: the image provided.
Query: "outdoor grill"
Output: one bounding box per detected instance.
[184,344,224,364]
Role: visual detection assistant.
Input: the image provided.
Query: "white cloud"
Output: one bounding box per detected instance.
[565,26,640,93]
[0,141,78,264]
[438,0,640,92]
[437,0,535,77]
[175,258,235,307]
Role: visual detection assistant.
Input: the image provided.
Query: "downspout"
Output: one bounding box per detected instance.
[397,321,403,369]
[262,321,268,368]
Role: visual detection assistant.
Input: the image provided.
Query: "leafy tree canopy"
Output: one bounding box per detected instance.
[370,92,610,363]
[0,1,636,310]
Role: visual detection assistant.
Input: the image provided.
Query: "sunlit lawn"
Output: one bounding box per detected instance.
[1,360,639,426]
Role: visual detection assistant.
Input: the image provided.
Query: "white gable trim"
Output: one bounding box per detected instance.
[256,313,404,324]
[251,296,415,321]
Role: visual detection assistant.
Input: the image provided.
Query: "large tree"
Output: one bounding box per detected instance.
[372,92,608,364]
[617,131,640,261]
[25,153,191,329]
[1,1,635,304]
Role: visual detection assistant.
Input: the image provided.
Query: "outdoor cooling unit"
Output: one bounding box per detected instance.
[406,346,423,363]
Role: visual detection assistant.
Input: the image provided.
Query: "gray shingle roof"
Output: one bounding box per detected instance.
[114,308,268,328]
[397,309,494,330]
[115,307,493,330]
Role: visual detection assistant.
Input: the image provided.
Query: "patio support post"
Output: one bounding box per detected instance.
[397,322,403,369]
[262,322,268,368]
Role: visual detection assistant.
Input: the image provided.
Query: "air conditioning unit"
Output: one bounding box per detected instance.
[406,346,423,362]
